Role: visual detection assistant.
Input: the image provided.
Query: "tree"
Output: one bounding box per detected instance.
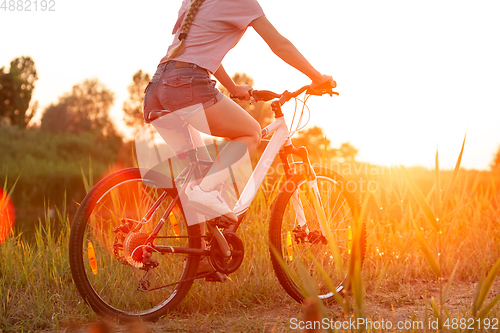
[491,145,500,173]
[123,70,150,131]
[0,56,38,128]
[332,142,359,162]
[41,78,118,138]
[40,99,72,133]
[0,71,14,125]
[292,126,358,163]
[292,126,332,160]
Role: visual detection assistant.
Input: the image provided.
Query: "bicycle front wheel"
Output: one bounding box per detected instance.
[269,166,366,303]
[69,168,201,321]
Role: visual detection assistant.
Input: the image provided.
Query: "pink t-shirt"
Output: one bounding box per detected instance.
[160,0,264,73]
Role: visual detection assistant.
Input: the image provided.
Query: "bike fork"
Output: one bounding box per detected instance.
[291,191,307,229]
[307,179,330,238]
[306,177,343,276]
[290,175,334,239]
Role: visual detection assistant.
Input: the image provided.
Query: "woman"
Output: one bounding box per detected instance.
[143,0,332,224]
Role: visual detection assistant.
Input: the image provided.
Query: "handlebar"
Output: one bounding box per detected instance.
[231,80,338,106]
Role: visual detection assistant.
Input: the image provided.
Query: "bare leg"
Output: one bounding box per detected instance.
[154,122,211,163]
[186,96,261,191]
[188,125,211,161]
[186,96,261,271]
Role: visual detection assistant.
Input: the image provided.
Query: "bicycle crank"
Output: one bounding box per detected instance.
[209,231,244,274]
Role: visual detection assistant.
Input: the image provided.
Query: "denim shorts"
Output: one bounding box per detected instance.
[143,61,223,122]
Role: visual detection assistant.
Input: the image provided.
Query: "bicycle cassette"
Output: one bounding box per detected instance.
[209,231,244,274]
[123,232,149,268]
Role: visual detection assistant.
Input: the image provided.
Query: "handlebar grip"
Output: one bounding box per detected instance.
[253,90,281,101]
[306,79,338,96]
[229,94,247,100]
[230,89,253,100]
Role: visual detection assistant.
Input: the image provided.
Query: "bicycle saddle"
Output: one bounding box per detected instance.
[148,110,186,130]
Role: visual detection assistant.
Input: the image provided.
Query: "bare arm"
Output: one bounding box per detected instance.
[250,16,331,86]
[213,65,236,92]
[213,64,252,99]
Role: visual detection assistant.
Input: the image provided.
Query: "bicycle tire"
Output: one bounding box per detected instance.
[269,166,366,303]
[69,168,201,321]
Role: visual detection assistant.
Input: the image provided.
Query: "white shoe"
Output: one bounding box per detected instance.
[187,185,237,222]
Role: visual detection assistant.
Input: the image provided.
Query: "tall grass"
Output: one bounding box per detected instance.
[1,140,500,331]
[359,139,500,332]
[0,200,94,332]
[399,137,500,330]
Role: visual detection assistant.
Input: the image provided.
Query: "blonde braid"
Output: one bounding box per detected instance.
[168,0,206,59]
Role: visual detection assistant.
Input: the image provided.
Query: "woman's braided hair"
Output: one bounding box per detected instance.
[168,0,206,59]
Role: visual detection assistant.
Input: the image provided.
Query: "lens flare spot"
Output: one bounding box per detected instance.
[0,189,16,244]
[286,231,293,261]
[169,212,180,239]
[88,242,98,275]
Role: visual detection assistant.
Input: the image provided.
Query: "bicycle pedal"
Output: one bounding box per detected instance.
[215,216,235,228]
[205,271,228,283]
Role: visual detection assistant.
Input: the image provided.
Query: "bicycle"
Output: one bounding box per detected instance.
[68,80,367,321]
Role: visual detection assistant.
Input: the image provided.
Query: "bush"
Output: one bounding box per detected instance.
[0,125,125,234]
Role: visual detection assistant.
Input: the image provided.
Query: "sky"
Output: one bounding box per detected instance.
[1,0,499,170]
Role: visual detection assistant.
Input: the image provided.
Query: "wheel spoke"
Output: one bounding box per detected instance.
[97,263,122,296]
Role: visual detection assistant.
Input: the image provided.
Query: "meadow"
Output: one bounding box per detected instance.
[1,142,500,333]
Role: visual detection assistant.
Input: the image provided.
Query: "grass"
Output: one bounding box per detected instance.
[1,141,500,332]
[0,206,95,332]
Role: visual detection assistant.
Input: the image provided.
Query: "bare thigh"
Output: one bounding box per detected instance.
[155,124,211,161]
[185,95,261,152]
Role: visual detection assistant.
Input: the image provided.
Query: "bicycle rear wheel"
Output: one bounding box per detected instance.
[269,166,366,303]
[69,168,201,321]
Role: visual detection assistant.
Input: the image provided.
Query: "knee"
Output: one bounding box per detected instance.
[253,124,262,146]
[248,122,262,152]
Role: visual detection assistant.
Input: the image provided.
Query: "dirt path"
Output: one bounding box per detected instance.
[47,280,498,333]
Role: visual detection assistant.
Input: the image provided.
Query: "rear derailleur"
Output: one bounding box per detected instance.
[113,221,159,291]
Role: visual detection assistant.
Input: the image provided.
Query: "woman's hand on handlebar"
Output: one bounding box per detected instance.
[310,74,335,91]
[230,84,253,101]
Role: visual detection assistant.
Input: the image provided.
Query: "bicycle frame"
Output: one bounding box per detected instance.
[228,106,334,238]
[142,92,335,257]
[145,114,301,256]
[233,117,290,216]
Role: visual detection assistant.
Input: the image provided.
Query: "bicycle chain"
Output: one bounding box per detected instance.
[144,271,215,292]
[134,224,225,291]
